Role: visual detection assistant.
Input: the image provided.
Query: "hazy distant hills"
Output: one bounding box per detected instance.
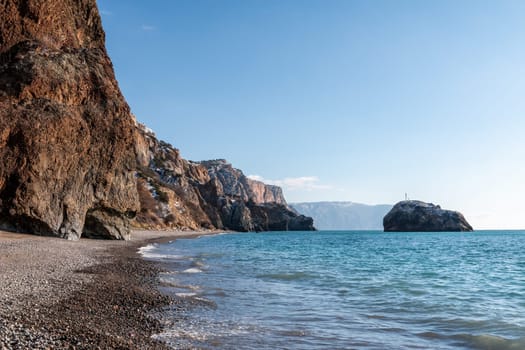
[290,202,393,230]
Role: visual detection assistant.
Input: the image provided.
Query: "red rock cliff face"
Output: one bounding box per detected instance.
[203,160,287,206]
[0,0,139,240]
[246,179,286,206]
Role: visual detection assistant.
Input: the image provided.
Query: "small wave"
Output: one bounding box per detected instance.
[175,292,198,298]
[277,330,309,337]
[416,331,444,340]
[138,244,185,260]
[158,278,201,291]
[145,253,185,260]
[193,297,218,308]
[257,272,315,281]
[193,260,207,268]
[183,268,203,273]
[152,320,253,348]
[138,243,157,255]
[456,334,525,350]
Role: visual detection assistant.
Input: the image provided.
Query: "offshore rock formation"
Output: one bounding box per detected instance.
[134,125,315,232]
[383,200,473,232]
[0,0,139,240]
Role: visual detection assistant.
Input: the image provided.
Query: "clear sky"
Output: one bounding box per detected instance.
[97,0,525,229]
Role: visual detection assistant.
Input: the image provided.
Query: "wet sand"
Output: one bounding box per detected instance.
[0,229,213,349]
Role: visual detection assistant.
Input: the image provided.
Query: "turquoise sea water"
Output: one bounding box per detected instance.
[141,231,525,349]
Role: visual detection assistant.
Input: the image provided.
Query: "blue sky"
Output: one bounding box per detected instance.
[97,0,525,229]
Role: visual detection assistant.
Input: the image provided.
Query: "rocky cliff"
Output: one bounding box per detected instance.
[202,160,286,205]
[134,125,315,232]
[134,124,213,230]
[0,0,139,240]
[383,200,473,232]
[0,0,313,239]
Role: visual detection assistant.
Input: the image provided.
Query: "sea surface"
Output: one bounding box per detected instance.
[140,231,525,349]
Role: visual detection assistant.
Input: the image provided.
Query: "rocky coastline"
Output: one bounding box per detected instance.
[0,0,314,241]
[0,0,314,345]
[134,127,315,233]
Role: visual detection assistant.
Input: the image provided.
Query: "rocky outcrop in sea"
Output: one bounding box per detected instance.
[383,200,473,232]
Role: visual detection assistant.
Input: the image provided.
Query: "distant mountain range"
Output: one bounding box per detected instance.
[290,202,393,230]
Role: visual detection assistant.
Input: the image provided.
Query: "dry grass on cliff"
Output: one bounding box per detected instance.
[135,178,164,228]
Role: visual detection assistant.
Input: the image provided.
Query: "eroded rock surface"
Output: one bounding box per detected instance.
[383,200,473,232]
[134,124,214,231]
[202,159,286,205]
[134,126,315,232]
[0,0,139,240]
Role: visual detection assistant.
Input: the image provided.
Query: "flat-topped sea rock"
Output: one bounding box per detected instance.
[383,200,473,232]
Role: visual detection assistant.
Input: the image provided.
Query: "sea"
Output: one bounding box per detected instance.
[140,230,525,350]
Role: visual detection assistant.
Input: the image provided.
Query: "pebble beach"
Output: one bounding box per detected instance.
[0,230,208,349]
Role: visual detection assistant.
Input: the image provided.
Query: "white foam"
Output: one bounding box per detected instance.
[175,292,197,297]
[183,268,203,273]
[138,243,157,254]
[158,278,202,291]
[145,253,184,259]
[152,319,256,346]
[138,244,185,260]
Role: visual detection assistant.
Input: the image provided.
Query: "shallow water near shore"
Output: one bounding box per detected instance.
[141,230,525,349]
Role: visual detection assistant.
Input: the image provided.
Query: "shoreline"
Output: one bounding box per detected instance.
[0,229,219,349]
